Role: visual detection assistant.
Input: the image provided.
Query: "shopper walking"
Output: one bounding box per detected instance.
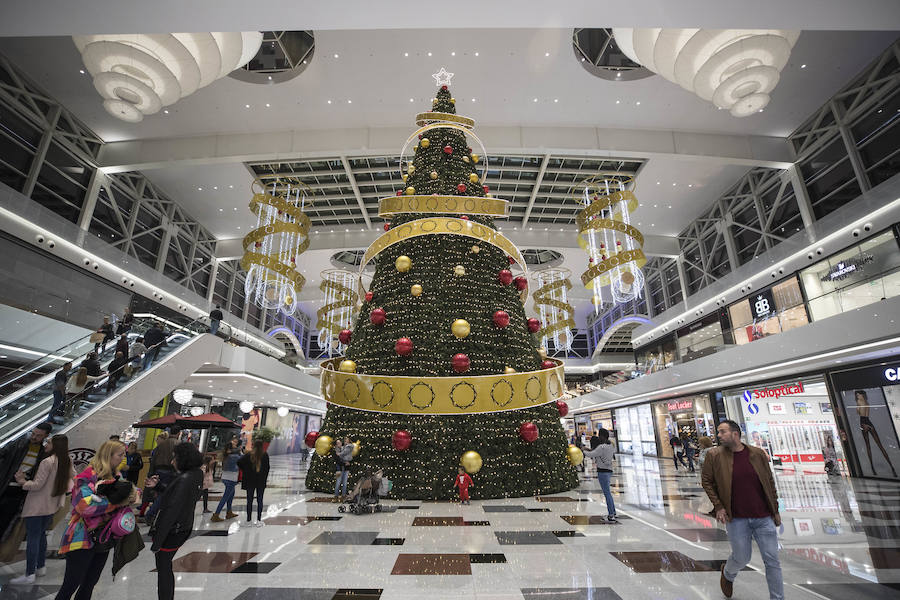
[146,442,203,600]
[55,440,133,600]
[583,428,617,522]
[670,436,687,470]
[697,436,714,469]
[0,423,52,545]
[49,362,72,422]
[211,437,241,522]
[9,435,75,584]
[94,318,114,354]
[238,440,270,526]
[683,436,697,473]
[701,420,783,600]
[209,305,224,336]
[200,455,216,513]
[124,442,143,486]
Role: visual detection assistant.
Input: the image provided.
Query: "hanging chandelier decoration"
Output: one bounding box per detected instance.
[531,268,576,353]
[316,269,358,356]
[611,29,799,117]
[576,177,646,308]
[73,32,263,122]
[241,177,312,317]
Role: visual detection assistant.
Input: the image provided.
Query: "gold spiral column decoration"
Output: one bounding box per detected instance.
[241,178,313,316]
[531,268,576,352]
[575,176,646,308]
[316,269,358,356]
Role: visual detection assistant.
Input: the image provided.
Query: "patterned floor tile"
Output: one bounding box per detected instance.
[371,538,405,545]
[799,583,900,599]
[520,588,622,600]
[560,515,618,525]
[230,562,281,574]
[482,505,528,512]
[391,553,472,575]
[169,551,258,573]
[611,551,721,573]
[495,531,563,545]
[551,530,586,538]
[469,553,507,563]
[308,532,380,545]
[264,515,342,526]
[666,528,730,542]
[412,517,489,526]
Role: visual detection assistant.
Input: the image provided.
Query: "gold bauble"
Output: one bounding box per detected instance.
[395,255,412,273]
[420,138,430,148]
[454,265,466,277]
[470,245,480,254]
[411,284,423,297]
[407,165,415,174]
[351,441,361,457]
[504,366,516,374]
[472,154,480,163]
[621,271,635,285]
[451,319,470,339]
[567,445,584,466]
[462,156,470,163]
[339,359,357,373]
[414,143,419,150]
[591,296,603,305]
[450,98,456,104]
[402,174,408,182]
[284,296,293,305]
[432,98,438,104]
[468,173,479,183]
[430,171,438,180]
[405,186,415,195]
[538,347,547,359]
[314,435,334,456]
[461,450,482,474]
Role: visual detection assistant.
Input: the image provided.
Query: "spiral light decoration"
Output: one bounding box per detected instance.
[73,32,263,122]
[316,269,358,356]
[241,178,312,317]
[576,177,646,307]
[531,268,576,352]
[611,28,799,117]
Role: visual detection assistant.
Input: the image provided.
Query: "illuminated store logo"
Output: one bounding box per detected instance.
[886,367,899,382]
[741,390,760,415]
[743,381,805,414]
[666,399,694,412]
[820,253,874,282]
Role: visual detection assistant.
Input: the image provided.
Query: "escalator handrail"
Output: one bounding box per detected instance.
[0,332,95,389]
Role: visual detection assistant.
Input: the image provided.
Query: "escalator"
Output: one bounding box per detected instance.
[0,314,213,447]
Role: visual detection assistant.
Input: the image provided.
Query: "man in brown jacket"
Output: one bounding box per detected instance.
[701,420,783,600]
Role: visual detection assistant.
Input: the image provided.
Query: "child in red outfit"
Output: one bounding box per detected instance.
[454,466,473,505]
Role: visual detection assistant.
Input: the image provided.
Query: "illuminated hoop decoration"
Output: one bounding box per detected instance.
[399,123,490,188]
[575,177,646,308]
[531,268,576,352]
[241,178,313,316]
[316,269,358,356]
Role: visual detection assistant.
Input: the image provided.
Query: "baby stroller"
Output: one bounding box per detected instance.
[339,469,391,514]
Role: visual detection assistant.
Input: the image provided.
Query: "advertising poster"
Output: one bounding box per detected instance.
[263,409,305,456]
[839,387,900,478]
[240,408,261,450]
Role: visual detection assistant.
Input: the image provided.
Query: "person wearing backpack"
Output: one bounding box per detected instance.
[56,440,134,600]
[146,443,203,600]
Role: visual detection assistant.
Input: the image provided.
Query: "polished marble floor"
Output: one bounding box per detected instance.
[2,452,900,600]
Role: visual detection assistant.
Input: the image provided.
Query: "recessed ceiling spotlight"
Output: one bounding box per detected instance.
[668,205,672,209]
[233,207,237,211]
[163,109,169,114]
[427,52,432,57]
[656,181,660,185]
[553,98,558,103]
[267,75,272,80]
[229,185,234,189]
[451,51,456,56]
[800,64,807,69]
[471,98,476,102]
[758,108,764,112]
[265,103,270,107]
[333,53,339,58]
[653,204,657,208]
[79,69,85,74]
[347,99,352,104]
[474,52,479,57]
[636,101,641,105]
[409,98,414,102]
[218,208,223,212]
[616,72,621,77]
[615,100,620,104]
[533,98,538,102]
[213,186,218,190]
[327,100,332,104]
[404,52,409,57]
[197,187,203,191]
[244,104,250,108]
[688,184,693,187]
[672,182,676,186]
[545,52,550,57]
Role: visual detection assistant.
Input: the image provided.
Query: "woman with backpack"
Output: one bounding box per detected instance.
[237,440,270,526]
[55,440,133,600]
[582,428,618,523]
[9,435,75,585]
[145,442,203,600]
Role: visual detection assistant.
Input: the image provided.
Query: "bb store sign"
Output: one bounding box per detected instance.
[741,381,805,415]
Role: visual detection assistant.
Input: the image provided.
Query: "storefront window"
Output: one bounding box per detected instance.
[614,404,656,456]
[722,376,843,475]
[676,315,724,362]
[801,230,900,321]
[727,277,809,345]
[652,395,715,459]
[635,335,677,374]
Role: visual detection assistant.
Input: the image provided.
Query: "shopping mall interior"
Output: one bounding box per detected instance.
[0,3,899,600]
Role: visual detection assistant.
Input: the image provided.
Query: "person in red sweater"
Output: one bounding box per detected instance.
[454,467,473,505]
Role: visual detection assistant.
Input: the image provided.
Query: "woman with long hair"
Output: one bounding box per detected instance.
[64,368,103,419]
[10,435,75,584]
[856,390,898,477]
[146,442,204,600]
[211,437,241,522]
[237,440,270,526]
[55,440,132,600]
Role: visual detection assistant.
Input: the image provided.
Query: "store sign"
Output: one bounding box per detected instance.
[885,367,899,382]
[741,381,803,415]
[751,288,776,320]
[666,399,694,412]
[820,253,874,282]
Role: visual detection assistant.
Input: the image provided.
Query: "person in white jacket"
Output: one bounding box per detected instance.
[582,428,617,522]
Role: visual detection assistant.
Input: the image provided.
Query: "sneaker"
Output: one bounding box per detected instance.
[720,565,733,598]
[255,520,265,528]
[10,574,35,585]
[225,511,239,519]
[36,567,46,577]
[607,515,618,523]
[210,513,224,522]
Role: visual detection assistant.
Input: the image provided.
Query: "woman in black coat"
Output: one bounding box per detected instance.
[146,442,203,600]
[237,440,270,526]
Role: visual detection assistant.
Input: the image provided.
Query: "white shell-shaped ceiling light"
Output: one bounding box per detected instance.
[73,32,263,122]
[612,29,800,117]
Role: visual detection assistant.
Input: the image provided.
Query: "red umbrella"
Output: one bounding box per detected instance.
[180,413,240,429]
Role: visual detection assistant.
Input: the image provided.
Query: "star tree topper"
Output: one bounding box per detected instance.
[432,67,454,87]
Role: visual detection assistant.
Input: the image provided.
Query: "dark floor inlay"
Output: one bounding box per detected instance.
[308,532,379,545]
[528,508,552,512]
[396,506,420,509]
[483,505,528,512]
[561,515,619,525]
[612,550,722,573]
[230,562,281,574]
[266,515,343,526]
[552,530,586,537]
[332,590,384,600]
[521,588,623,600]
[232,589,382,600]
[800,583,900,600]
[0,585,61,600]
[495,530,563,545]
[195,530,232,536]
[469,553,507,563]
[169,551,257,573]
[666,527,730,542]
[535,496,580,502]
[391,553,472,575]
[371,538,405,545]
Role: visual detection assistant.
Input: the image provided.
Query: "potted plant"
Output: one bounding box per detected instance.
[253,426,278,452]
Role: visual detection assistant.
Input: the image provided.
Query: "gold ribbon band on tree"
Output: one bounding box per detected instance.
[415,112,475,129]
[358,217,528,301]
[316,277,358,336]
[320,358,565,415]
[378,195,508,218]
[532,278,576,339]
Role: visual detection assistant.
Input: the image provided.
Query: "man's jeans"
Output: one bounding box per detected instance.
[724,517,783,600]
[210,320,220,335]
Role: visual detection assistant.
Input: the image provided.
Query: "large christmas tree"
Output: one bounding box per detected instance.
[306,77,579,499]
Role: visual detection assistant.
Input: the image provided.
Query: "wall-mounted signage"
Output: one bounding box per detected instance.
[820,253,874,282]
[768,403,786,414]
[751,287,777,320]
[666,399,694,412]
[885,367,899,382]
[742,381,805,415]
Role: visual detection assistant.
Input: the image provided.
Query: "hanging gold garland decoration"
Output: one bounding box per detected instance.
[379,195,508,218]
[240,191,312,292]
[319,357,565,415]
[316,276,359,337]
[531,278,576,339]
[415,112,475,129]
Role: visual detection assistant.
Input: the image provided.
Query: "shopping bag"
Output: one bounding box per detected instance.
[0,518,26,562]
[89,332,106,343]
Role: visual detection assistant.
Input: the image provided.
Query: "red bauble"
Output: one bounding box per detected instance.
[392,430,412,451]
[395,337,413,356]
[497,269,513,285]
[396,191,403,196]
[370,308,386,325]
[304,431,319,448]
[482,185,489,193]
[384,222,390,231]
[456,183,467,193]
[541,359,555,370]
[452,353,470,373]
[527,318,541,333]
[508,256,515,265]
[254,241,261,248]
[460,215,469,220]
[519,422,539,443]
[600,244,605,249]
[493,310,510,328]
[364,291,374,303]
[338,329,352,345]
[443,145,453,155]
[441,85,448,91]
[589,257,594,263]
[616,240,621,245]
[418,134,423,139]
[556,400,569,418]
[514,277,527,291]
